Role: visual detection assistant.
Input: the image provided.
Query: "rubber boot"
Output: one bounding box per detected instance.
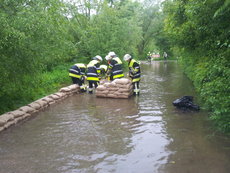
[80,89,87,92]
[133,83,139,96]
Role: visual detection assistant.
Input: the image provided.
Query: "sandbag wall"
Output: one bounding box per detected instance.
[96,78,133,99]
[0,84,80,133]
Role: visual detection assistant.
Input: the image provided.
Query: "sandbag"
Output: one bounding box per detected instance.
[95,94,107,97]
[96,90,109,95]
[48,94,60,100]
[59,87,71,92]
[95,78,133,99]
[54,92,67,98]
[28,102,41,110]
[19,106,36,114]
[116,83,132,90]
[34,100,48,108]
[116,95,129,99]
[0,83,85,133]
[118,88,131,92]
[0,126,4,132]
[0,113,14,126]
[113,78,131,85]
[41,96,54,103]
[104,82,117,88]
[68,84,80,91]
[107,94,117,98]
[99,79,109,84]
[108,87,119,91]
[14,116,24,124]
[10,110,26,118]
[0,118,6,126]
[4,120,15,129]
[96,85,107,91]
[115,92,130,97]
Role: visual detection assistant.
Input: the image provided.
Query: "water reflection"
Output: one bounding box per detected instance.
[0,61,229,173]
[55,95,143,172]
[148,61,230,173]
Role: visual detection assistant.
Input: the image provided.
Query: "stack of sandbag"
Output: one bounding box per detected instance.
[96,78,133,99]
[0,84,81,132]
[59,84,80,96]
[0,110,31,132]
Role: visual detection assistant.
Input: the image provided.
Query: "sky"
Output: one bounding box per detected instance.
[63,0,165,5]
[63,0,165,17]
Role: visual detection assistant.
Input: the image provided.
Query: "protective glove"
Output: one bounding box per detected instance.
[129,73,133,78]
[80,76,85,81]
[130,68,136,74]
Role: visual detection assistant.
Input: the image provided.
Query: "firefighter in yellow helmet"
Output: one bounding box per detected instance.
[69,63,87,92]
[123,54,141,95]
[86,55,102,94]
[105,51,124,81]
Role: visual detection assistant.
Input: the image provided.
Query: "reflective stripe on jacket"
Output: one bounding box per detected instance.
[87,60,100,81]
[69,63,86,79]
[129,59,141,82]
[108,57,124,79]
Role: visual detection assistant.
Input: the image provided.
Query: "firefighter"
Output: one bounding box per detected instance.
[123,54,141,96]
[163,51,168,60]
[147,52,151,62]
[86,55,102,94]
[99,64,108,78]
[69,63,87,92]
[105,51,124,81]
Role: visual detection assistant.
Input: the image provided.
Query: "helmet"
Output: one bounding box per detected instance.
[105,55,111,61]
[100,65,108,71]
[75,63,86,68]
[108,51,116,57]
[94,55,102,62]
[123,54,132,61]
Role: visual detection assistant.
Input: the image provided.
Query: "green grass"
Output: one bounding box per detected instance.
[0,63,73,115]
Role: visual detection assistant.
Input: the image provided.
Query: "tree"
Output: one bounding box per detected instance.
[0,0,75,113]
[162,0,230,133]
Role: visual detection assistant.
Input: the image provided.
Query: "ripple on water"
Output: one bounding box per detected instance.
[139,110,163,115]
[137,115,162,122]
[2,62,229,173]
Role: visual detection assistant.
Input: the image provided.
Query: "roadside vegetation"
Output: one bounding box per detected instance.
[162,0,230,133]
[0,0,229,133]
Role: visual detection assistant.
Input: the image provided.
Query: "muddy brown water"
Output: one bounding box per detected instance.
[0,61,229,173]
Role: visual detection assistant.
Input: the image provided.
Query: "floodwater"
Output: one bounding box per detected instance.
[0,61,229,173]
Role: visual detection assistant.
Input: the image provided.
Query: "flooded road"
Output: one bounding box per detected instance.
[0,61,229,173]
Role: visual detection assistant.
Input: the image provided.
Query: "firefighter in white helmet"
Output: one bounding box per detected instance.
[99,64,108,77]
[86,55,102,94]
[105,51,124,81]
[123,54,141,95]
